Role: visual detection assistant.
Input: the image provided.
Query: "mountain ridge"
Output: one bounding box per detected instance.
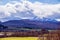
[1,19,60,30]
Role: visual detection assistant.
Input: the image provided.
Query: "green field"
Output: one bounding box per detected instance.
[0,37,39,40]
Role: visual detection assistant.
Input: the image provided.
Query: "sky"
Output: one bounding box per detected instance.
[0,0,60,22]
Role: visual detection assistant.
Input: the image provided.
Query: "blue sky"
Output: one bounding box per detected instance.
[0,0,60,5]
[29,0,60,4]
[0,0,60,22]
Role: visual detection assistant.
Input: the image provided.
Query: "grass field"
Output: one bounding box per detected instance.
[0,37,38,40]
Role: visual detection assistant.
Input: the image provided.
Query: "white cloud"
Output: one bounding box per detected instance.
[5,3,17,13]
[0,6,11,18]
[0,0,60,21]
[28,2,60,18]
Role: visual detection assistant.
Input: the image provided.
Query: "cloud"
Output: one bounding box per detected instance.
[30,2,60,18]
[0,0,60,21]
[0,6,11,18]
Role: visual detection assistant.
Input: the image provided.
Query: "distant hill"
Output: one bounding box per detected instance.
[1,19,60,30]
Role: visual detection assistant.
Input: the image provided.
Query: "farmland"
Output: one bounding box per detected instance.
[0,37,38,40]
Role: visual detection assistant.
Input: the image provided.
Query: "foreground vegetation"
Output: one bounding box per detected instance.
[0,30,60,40]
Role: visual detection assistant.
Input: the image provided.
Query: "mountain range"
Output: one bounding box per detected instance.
[0,19,60,31]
